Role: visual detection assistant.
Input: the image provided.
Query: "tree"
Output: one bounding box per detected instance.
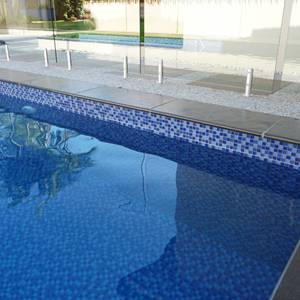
[0,113,95,214]
[53,0,84,20]
[70,0,84,19]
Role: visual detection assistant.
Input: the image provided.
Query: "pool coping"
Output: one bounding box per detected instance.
[0,68,299,146]
[270,240,300,300]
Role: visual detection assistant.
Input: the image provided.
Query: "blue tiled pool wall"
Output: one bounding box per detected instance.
[1,90,299,204]
[0,80,299,170]
[1,90,300,203]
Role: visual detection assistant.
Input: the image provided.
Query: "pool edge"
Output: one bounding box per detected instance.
[0,78,299,170]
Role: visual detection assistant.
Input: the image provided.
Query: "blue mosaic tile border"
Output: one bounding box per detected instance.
[0,80,299,170]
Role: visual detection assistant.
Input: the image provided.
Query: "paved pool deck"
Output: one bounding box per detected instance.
[272,241,300,300]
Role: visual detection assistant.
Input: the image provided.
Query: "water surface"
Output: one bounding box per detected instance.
[0,101,299,300]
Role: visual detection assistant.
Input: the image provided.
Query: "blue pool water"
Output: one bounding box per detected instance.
[57,33,184,48]
[0,94,300,300]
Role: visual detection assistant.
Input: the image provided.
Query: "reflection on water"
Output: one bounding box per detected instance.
[117,163,300,300]
[0,106,299,300]
[0,112,95,216]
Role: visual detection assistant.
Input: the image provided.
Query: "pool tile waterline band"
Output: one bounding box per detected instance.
[0,80,299,170]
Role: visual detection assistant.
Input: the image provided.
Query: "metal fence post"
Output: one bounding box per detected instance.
[123,56,128,79]
[43,48,49,68]
[66,50,72,71]
[245,68,254,97]
[158,59,163,84]
[5,45,10,62]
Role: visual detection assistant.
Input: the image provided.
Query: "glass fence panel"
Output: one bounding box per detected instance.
[42,0,141,75]
[282,0,300,83]
[144,0,285,94]
[1,1,141,81]
[0,0,55,67]
[1,0,298,95]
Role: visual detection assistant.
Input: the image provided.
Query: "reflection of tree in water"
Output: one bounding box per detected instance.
[0,113,96,216]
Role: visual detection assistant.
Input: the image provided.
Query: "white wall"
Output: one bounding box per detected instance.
[85,2,139,33]
[86,0,285,42]
[180,1,284,41]
[283,0,300,80]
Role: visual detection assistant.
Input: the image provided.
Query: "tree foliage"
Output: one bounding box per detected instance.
[53,0,84,20]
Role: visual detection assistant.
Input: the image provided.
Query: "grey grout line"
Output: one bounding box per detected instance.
[269,240,300,300]
[261,98,290,138]
[150,99,178,110]
[261,118,283,138]
[22,78,44,85]
[17,81,158,113]
[75,85,109,95]
[21,77,101,94]
[77,84,179,110]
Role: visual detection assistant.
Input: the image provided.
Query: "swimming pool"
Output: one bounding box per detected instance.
[0,87,299,299]
[56,33,184,48]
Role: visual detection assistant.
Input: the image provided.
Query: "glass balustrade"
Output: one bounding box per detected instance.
[0,0,299,95]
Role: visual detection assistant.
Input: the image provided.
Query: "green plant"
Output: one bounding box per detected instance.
[70,0,84,19]
[55,19,96,31]
[54,0,84,20]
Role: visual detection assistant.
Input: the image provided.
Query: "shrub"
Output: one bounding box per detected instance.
[54,0,84,20]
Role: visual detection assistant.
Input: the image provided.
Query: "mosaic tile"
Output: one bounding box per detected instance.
[0,80,299,169]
